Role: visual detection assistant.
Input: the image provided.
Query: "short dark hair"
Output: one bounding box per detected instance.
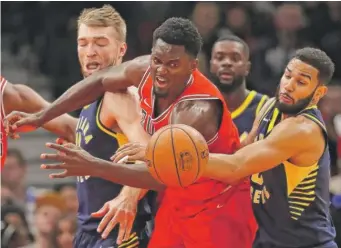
[7,148,26,166]
[292,47,335,85]
[215,34,250,59]
[152,17,203,58]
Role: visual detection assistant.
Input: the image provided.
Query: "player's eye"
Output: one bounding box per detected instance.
[285,74,291,79]
[78,41,87,47]
[169,62,178,68]
[153,57,161,64]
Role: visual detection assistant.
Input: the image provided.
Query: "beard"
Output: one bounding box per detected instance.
[153,86,169,98]
[275,86,315,115]
[209,72,245,93]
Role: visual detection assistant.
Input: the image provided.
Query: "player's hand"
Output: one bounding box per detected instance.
[91,195,138,244]
[40,142,95,178]
[111,142,147,163]
[5,111,42,138]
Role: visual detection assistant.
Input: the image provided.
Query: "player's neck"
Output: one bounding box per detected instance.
[222,86,250,112]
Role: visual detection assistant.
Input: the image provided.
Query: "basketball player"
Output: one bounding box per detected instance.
[6,5,153,248]
[0,76,77,167]
[10,18,256,247]
[209,35,268,142]
[203,47,337,248]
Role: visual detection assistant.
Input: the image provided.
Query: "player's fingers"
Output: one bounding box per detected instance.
[115,143,134,153]
[102,216,119,239]
[122,218,134,243]
[116,219,127,245]
[56,137,67,145]
[41,163,65,170]
[11,118,31,130]
[91,203,109,218]
[40,153,66,162]
[45,143,74,155]
[112,148,140,163]
[115,142,141,154]
[97,208,116,233]
[48,170,68,179]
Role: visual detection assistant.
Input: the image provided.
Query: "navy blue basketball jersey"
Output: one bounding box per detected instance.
[76,98,152,233]
[232,90,268,142]
[251,101,337,248]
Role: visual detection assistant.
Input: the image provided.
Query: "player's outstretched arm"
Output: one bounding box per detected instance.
[204,116,325,184]
[40,98,221,190]
[4,83,77,142]
[35,55,150,126]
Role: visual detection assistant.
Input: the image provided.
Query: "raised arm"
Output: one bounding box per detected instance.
[205,115,326,184]
[4,83,77,142]
[35,55,150,126]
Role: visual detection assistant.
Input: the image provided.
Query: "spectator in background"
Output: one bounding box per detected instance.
[54,183,78,215]
[52,214,77,248]
[191,2,221,75]
[250,3,311,95]
[1,149,29,206]
[1,202,34,247]
[24,193,67,248]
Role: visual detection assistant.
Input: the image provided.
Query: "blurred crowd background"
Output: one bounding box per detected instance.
[1,1,341,248]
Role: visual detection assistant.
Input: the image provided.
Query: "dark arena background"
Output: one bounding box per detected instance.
[1,2,341,248]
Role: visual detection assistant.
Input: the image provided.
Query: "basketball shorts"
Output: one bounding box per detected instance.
[73,228,149,248]
[148,187,257,248]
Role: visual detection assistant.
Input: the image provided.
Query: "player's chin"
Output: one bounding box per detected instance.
[154,87,169,98]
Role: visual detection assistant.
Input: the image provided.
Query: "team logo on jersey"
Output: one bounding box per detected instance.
[75,116,93,146]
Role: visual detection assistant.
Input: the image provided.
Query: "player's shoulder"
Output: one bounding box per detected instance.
[273,115,320,143]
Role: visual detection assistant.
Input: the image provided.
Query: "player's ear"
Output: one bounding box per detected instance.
[314,85,328,102]
[191,59,199,72]
[118,42,127,59]
[245,61,251,77]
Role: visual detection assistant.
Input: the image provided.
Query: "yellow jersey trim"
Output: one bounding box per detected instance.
[256,95,269,115]
[95,99,129,147]
[231,90,257,119]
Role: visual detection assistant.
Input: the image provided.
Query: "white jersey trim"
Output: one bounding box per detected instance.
[1,77,8,119]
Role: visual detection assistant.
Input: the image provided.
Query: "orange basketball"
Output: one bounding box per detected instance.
[145,124,209,188]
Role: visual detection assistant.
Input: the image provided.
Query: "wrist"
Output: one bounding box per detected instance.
[35,110,47,127]
[119,187,141,202]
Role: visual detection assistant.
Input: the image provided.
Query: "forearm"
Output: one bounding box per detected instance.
[119,187,149,201]
[91,158,165,191]
[205,153,243,184]
[43,115,77,143]
[118,121,152,199]
[38,71,107,125]
[9,84,76,141]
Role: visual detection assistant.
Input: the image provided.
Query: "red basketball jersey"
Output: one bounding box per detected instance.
[139,68,243,214]
[1,76,8,169]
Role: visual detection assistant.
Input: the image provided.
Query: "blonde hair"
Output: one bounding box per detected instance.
[78,4,127,42]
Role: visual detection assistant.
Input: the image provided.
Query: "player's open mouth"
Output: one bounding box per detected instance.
[155,76,168,88]
[279,93,293,104]
[218,71,233,81]
[86,62,101,72]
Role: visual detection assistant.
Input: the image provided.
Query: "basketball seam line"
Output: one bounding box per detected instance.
[152,127,171,185]
[170,126,184,188]
[177,126,201,184]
